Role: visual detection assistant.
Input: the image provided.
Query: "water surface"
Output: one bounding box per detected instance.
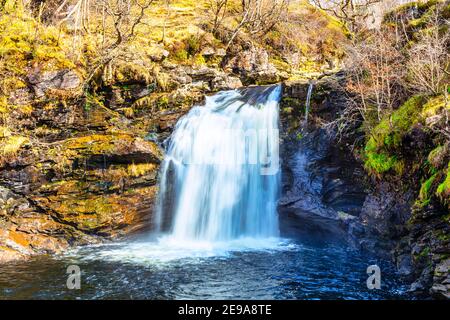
[0,230,409,300]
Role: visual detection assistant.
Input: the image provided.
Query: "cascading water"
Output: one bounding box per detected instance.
[2,84,409,300]
[155,85,282,242]
[304,80,314,124]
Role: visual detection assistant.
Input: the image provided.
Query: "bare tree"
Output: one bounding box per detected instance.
[207,0,229,36]
[226,0,289,49]
[345,28,406,124]
[311,0,382,33]
[161,0,172,44]
[406,12,450,95]
[86,0,155,86]
[57,0,91,32]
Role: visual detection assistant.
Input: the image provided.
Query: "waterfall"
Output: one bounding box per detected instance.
[304,81,314,124]
[155,85,282,242]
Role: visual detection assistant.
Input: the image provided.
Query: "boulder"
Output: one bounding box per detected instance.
[211,74,243,91]
[28,69,82,98]
[201,47,216,57]
[186,66,219,80]
[224,47,279,84]
[431,258,450,299]
[148,45,170,62]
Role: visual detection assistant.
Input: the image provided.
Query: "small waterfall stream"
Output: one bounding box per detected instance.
[304,80,314,125]
[156,85,282,242]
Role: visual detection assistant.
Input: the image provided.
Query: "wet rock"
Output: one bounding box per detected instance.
[409,265,434,297]
[360,183,413,238]
[431,258,450,299]
[397,254,413,276]
[157,110,189,133]
[172,68,193,85]
[33,185,158,236]
[283,80,310,99]
[0,129,163,263]
[186,66,219,80]
[279,127,366,237]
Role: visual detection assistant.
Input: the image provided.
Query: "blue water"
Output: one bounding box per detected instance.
[0,229,410,300]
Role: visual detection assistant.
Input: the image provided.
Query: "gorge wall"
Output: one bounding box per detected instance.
[280,77,449,299]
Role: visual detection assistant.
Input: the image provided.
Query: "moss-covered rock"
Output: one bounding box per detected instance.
[363,95,426,176]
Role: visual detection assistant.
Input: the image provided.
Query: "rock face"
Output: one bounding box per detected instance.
[0,131,163,261]
[358,182,415,256]
[280,76,449,299]
[27,69,82,98]
[279,77,367,244]
[0,67,166,262]
[431,259,450,299]
[224,47,280,85]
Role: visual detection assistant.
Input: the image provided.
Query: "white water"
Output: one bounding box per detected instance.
[155,85,282,243]
[304,81,314,124]
[61,86,285,265]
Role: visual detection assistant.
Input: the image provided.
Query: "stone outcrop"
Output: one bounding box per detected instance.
[224,47,282,85]
[0,66,167,262]
[279,77,367,243]
[27,69,82,98]
[280,76,449,299]
[0,131,163,261]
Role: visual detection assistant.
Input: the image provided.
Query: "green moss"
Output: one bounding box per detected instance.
[156,95,169,109]
[416,173,438,207]
[428,144,447,169]
[172,48,188,61]
[437,231,449,242]
[422,94,448,118]
[281,97,304,111]
[186,35,201,56]
[169,35,202,63]
[443,3,450,18]
[373,96,424,149]
[113,62,153,84]
[63,134,134,155]
[436,163,450,200]
[192,54,206,66]
[364,148,402,175]
[363,96,425,175]
[417,246,431,259]
[0,13,75,76]
[0,135,29,156]
[408,4,437,29]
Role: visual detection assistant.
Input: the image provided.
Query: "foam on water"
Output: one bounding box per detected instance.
[65,236,297,266]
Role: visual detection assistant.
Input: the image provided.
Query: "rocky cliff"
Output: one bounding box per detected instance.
[280,75,449,299]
